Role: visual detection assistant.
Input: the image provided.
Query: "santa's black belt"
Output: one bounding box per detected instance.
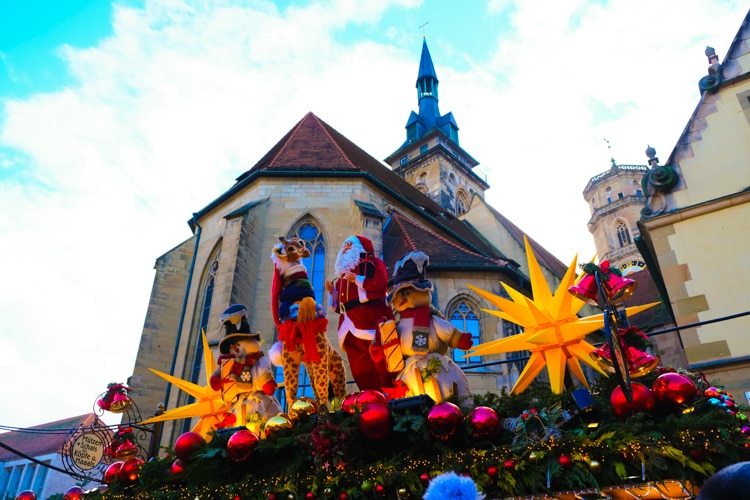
[341,298,385,311]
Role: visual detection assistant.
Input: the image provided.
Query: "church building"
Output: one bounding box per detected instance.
[127,38,570,449]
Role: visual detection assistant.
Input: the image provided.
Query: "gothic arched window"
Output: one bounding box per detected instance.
[615,219,631,247]
[456,190,469,216]
[450,301,481,364]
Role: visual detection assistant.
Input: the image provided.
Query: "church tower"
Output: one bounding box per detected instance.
[385,38,489,216]
[583,154,650,275]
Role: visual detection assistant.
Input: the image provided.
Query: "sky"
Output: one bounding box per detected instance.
[0,0,747,429]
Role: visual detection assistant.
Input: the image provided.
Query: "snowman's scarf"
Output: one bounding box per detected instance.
[399,306,431,354]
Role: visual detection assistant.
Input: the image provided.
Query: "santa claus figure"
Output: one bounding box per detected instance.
[326,235,395,391]
[377,251,473,402]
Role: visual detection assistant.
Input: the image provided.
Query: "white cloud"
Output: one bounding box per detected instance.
[0,0,746,427]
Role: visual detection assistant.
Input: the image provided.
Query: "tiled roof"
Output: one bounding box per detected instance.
[0,414,102,461]
[482,202,569,278]
[382,211,510,275]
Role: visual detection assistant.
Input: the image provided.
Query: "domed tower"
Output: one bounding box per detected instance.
[583,151,652,275]
[384,38,489,216]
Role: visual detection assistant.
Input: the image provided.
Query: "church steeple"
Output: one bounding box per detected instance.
[384,37,489,217]
[416,38,440,124]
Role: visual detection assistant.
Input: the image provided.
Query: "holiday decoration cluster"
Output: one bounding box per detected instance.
[66,236,749,499]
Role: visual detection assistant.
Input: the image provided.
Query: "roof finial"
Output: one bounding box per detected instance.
[604,138,616,167]
[419,21,429,39]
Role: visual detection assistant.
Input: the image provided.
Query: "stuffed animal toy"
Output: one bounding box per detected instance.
[374,251,473,403]
[210,304,282,434]
[271,236,347,411]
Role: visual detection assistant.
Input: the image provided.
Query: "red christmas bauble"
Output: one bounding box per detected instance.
[174,431,205,462]
[487,465,499,480]
[503,459,515,471]
[427,402,463,440]
[610,382,656,419]
[170,459,186,475]
[559,455,573,468]
[227,429,259,462]
[375,484,386,496]
[466,406,500,440]
[104,461,124,484]
[420,473,431,485]
[359,402,392,440]
[342,392,360,414]
[118,457,144,484]
[15,491,37,500]
[63,486,84,500]
[356,390,387,410]
[652,373,698,409]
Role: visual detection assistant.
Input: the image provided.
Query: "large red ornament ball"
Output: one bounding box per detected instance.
[118,457,144,484]
[15,491,37,500]
[652,372,698,409]
[610,382,656,419]
[427,402,463,440]
[174,431,205,462]
[356,390,387,410]
[104,461,124,484]
[359,402,392,440]
[342,392,360,414]
[63,486,85,500]
[466,406,500,440]
[227,429,260,462]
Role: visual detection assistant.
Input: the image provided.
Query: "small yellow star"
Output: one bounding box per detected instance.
[140,331,231,440]
[466,236,657,395]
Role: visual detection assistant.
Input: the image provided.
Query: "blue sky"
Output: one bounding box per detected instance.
[0,0,747,428]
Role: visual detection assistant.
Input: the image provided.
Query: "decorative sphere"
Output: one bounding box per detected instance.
[503,459,515,471]
[227,429,259,462]
[704,387,721,398]
[652,373,698,409]
[264,413,293,439]
[558,455,573,468]
[341,392,360,414]
[356,390,387,410]
[15,491,37,500]
[529,451,539,463]
[361,480,373,492]
[375,484,386,496]
[170,459,186,475]
[104,461,124,484]
[610,382,656,419]
[63,486,84,500]
[118,457,144,484]
[420,473,431,485]
[427,402,463,440]
[589,460,601,473]
[465,406,500,440]
[487,465,499,480]
[359,402,392,440]
[174,431,205,462]
[290,398,318,420]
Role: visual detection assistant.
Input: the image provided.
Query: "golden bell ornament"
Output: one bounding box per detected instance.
[109,392,133,413]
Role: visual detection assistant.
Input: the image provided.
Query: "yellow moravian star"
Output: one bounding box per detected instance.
[465,236,657,395]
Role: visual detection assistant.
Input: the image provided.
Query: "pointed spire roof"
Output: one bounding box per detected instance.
[417,38,438,81]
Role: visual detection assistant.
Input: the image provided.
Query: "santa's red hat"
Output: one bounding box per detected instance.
[346,235,374,255]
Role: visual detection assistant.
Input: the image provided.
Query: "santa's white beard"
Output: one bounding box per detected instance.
[334,239,364,275]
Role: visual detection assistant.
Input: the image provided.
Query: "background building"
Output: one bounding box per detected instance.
[637,11,750,402]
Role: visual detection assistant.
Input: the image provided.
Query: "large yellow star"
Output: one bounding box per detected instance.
[139,331,232,440]
[466,236,657,395]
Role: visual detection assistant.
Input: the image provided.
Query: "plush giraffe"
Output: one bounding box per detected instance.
[270,236,348,411]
